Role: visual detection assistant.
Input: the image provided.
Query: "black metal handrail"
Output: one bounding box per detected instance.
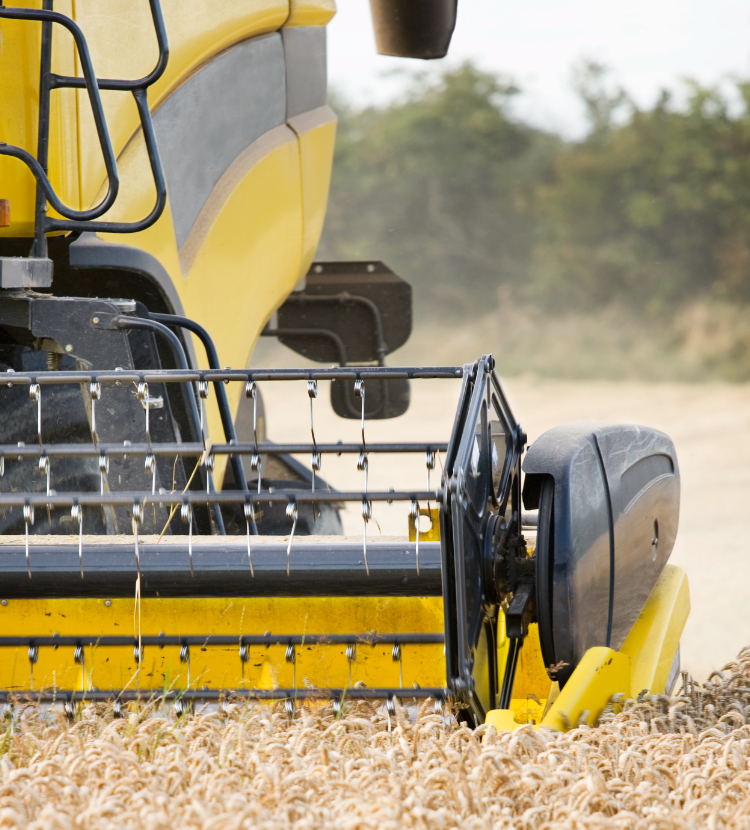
[0,0,169,244]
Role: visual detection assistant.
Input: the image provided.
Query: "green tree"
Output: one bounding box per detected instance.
[319,63,556,317]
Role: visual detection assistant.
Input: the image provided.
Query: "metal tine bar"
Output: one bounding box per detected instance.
[0,686,448,703]
[0,633,445,647]
[0,441,449,458]
[4,366,464,385]
[0,489,439,507]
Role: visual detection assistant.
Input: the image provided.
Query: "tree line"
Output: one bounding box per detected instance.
[319,62,750,321]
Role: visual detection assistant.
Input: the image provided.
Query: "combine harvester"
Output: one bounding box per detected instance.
[0,0,688,729]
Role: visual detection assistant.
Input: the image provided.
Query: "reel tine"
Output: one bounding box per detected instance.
[71,503,83,578]
[23,502,34,579]
[132,500,143,581]
[197,380,209,445]
[29,383,41,447]
[204,453,215,494]
[286,502,298,575]
[244,501,255,575]
[392,643,403,687]
[180,643,190,687]
[89,380,101,447]
[361,498,372,575]
[247,380,262,495]
[410,499,420,575]
[286,643,296,691]
[346,643,356,688]
[136,382,150,449]
[181,502,193,576]
[145,453,156,496]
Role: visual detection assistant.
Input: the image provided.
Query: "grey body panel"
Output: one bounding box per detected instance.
[282,27,327,118]
[523,420,680,678]
[153,34,287,248]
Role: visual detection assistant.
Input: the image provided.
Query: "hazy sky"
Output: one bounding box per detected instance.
[327,0,750,136]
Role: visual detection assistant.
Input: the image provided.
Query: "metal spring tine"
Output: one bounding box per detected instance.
[89,381,101,446]
[357,451,369,573]
[197,380,209,444]
[244,502,255,576]
[286,643,296,690]
[285,502,298,575]
[132,501,143,581]
[246,381,262,494]
[39,453,51,524]
[112,699,123,719]
[285,698,295,719]
[136,382,150,449]
[29,383,41,446]
[410,499,420,575]
[426,449,436,503]
[354,378,365,449]
[180,643,190,687]
[346,643,356,688]
[392,643,403,687]
[145,453,156,495]
[23,502,34,579]
[28,643,38,690]
[98,453,109,525]
[74,644,85,692]
[307,380,320,494]
[386,696,395,732]
[204,453,215,494]
[71,503,83,578]
[181,502,193,576]
[361,498,372,576]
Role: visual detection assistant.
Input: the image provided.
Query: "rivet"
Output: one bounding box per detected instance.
[1,600,6,606]
[104,600,111,607]
[92,316,99,324]
[65,344,73,353]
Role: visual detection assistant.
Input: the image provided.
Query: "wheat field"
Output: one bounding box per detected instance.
[0,647,749,829]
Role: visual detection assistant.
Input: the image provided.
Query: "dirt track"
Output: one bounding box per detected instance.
[259,371,749,683]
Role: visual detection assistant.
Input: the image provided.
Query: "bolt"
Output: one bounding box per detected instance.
[92,316,99,324]
[1,600,6,606]
[65,344,73,353]
[104,600,111,607]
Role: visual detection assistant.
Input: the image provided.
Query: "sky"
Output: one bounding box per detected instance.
[326,0,750,137]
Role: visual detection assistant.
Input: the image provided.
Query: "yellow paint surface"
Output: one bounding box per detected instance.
[74,0,290,210]
[286,0,336,27]
[0,595,445,693]
[621,564,690,695]
[0,0,79,235]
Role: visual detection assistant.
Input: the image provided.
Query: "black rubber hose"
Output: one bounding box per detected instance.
[149,314,254,527]
[114,315,226,535]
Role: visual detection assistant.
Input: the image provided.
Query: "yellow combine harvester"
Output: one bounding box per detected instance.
[0,0,688,729]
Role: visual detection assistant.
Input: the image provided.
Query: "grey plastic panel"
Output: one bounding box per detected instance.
[594,425,680,650]
[153,34,287,248]
[523,420,680,681]
[282,27,327,118]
